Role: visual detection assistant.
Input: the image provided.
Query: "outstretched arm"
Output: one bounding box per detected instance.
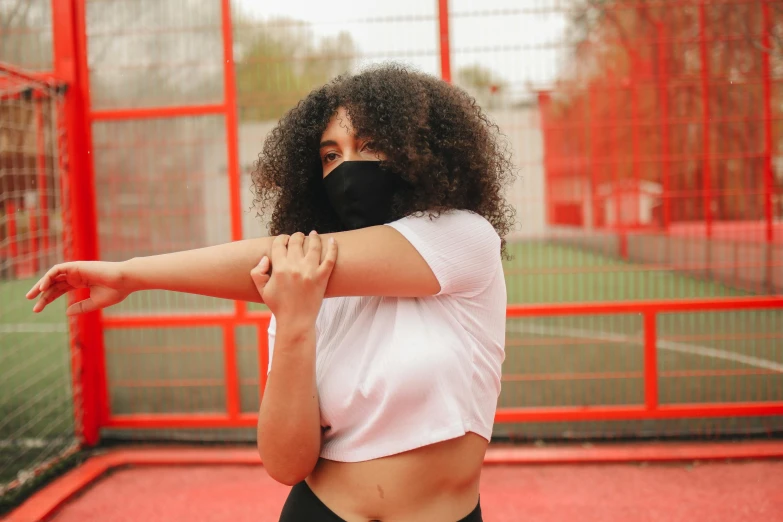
[28,225,440,314]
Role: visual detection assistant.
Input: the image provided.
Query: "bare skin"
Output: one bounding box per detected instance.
[307,433,487,522]
[259,107,487,521]
[27,107,490,521]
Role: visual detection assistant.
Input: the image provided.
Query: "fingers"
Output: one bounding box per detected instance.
[26,280,42,299]
[250,256,271,290]
[271,234,289,265]
[305,231,321,265]
[66,298,99,316]
[288,232,306,259]
[32,282,72,313]
[27,263,67,299]
[317,237,338,279]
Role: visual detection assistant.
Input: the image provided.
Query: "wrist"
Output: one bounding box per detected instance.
[119,258,143,294]
[275,320,316,345]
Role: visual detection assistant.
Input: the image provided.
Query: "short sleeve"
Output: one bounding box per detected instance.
[385,210,501,297]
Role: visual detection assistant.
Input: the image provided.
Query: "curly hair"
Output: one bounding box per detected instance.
[252,63,516,252]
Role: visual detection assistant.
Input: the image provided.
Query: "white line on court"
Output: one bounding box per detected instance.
[507,322,783,373]
[0,324,68,334]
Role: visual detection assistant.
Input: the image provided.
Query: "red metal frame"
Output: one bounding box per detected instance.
[90,103,225,121]
[7,201,18,265]
[438,0,452,83]
[24,0,782,445]
[52,0,250,437]
[539,1,779,291]
[760,2,775,291]
[35,99,49,271]
[48,0,102,446]
[92,296,783,430]
[657,22,671,231]
[698,4,712,238]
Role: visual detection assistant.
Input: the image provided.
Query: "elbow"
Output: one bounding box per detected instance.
[257,439,319,486]
[262,457,317,486]
[266,466,311,487]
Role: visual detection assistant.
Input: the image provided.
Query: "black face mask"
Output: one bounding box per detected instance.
[323,161,408,231]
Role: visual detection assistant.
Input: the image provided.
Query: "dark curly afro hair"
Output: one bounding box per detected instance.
[252,63,516,252]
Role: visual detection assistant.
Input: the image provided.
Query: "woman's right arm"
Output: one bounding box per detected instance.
[252,233,335,485]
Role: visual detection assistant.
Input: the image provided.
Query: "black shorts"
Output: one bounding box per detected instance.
[279,481,483,522]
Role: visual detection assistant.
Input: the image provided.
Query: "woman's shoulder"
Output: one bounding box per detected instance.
[392,210,498,237]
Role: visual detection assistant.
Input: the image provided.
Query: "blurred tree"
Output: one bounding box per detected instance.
[233,15,357,121]
[0,0,51,69]
[455,64,508,110]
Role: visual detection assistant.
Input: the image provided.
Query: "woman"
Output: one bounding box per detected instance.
[28,64,515,521]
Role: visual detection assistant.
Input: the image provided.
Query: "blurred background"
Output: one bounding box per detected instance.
[1,0,782,511]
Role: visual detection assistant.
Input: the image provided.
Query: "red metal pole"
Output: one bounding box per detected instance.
[28,207,38,275]
[643,311,658,411]
[589,82,600,229]
[608,71,628,258]
[438,0,452,83]
[630,55,641,229]
[7,201,18,278]
[221,0,246,319]
[223,325,240,419]
[761,2,774,292]
[220,0,244,415]
[53,0,106,446]
[0,61,60,86]
[699,4,712,238]
[657,22,671,231]
[35,99,48,271]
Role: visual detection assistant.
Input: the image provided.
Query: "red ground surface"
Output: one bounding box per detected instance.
[44,460,783,522]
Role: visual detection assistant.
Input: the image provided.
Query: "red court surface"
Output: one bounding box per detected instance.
[8,442,783,522]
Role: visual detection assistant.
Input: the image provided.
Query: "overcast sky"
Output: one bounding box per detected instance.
[235,0,570,97]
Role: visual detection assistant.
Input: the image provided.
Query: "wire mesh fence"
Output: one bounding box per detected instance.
[1,2,782,500]
[0,63,80,503]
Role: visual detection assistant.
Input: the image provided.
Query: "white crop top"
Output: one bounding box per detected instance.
[267,210,506,463]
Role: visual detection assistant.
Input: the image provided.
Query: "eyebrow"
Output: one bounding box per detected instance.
[319,140,338,149]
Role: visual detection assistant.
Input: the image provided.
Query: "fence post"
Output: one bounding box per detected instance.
[761,2,774,291]
[52,0,105,447]
[35,98,49,269]
[657,22,671,232]
[589,82,600,229]
[698,4,712,238]
[7,201,18,277]
[220,0,244,416]
[630,53,641,230]
[644,311,659,411]
[438,0,452,83]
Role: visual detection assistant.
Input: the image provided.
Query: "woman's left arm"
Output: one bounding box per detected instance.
[29,212,496,313]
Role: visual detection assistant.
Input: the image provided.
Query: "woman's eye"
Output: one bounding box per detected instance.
[363,141,376,152]
[323,152,338,163]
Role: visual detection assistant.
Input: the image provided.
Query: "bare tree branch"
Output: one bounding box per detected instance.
[739,2,782,56]
[0,0,30,33]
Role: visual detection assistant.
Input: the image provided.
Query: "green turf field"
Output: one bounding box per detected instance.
[2,240,782,486]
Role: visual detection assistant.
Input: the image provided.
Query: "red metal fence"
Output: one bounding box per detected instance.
[540,0,783,292]
[1,1,782,482]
